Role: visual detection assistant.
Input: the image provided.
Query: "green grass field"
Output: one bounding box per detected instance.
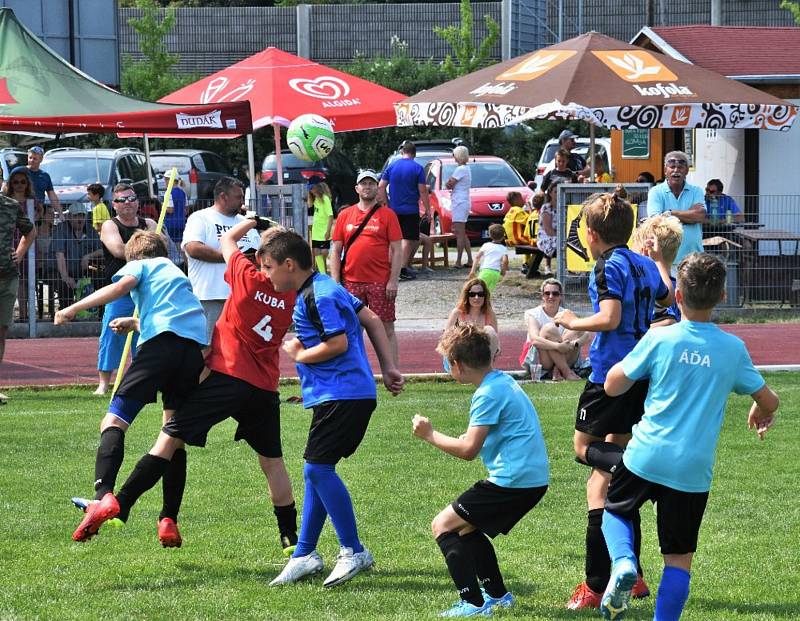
[1,375,798,620]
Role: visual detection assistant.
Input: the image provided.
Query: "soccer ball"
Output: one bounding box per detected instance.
[286,114,335,162]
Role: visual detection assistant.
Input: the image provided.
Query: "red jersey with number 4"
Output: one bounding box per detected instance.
[205,251,297,391]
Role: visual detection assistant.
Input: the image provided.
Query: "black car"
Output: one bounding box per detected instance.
[261,149,358,212]
[41,147,157,210]
[379,138,468,173]
[150,149,235,207]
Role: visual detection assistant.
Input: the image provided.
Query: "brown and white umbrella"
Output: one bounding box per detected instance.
[396,32,797,131]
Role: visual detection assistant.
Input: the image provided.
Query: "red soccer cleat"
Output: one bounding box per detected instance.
[566,581,602,610]
[631,575,651,599]
[157,517,182,548]
[72,493,120,542]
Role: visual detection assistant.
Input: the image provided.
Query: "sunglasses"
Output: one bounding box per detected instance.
[666,159,688,167]
[468,291,486,298]
[113,196,138,204]
[11,178,28,185]
[543,291,561,297]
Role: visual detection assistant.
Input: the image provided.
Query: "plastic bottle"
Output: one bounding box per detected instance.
[725,206,733,225]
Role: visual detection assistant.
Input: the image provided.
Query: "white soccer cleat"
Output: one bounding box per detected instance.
[322,546,374,588]
[600,557,638,620]
[268,551,324,586]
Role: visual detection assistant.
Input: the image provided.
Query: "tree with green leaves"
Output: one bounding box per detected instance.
[780,0,800,23]
[434,0,500,79]
[120,0,193,102]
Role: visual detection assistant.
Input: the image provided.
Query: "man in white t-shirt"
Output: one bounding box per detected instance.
[181,177,261,344]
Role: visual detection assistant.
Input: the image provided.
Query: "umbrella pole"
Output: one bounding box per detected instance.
[247,133,256,208]
[273,123,284,186]
[143,133,154,199]
[589,124,596,182]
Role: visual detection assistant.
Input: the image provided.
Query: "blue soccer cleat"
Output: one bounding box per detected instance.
[483,591,515,610]
[71,497,94,512]
[439,599,493,617]
[600,558,638,620]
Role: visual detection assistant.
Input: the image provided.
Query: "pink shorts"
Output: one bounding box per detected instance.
[344,281,396,323]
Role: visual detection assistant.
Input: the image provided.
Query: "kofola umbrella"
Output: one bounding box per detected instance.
[140,47,405,192]
[396,31,797,133]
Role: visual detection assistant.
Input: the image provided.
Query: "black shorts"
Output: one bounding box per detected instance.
[311,239,331,250]
[575,379,649,436]
[304,399,376,464]
[163,371,282,457]
[117,332,205,411]
[605,462,709,555]
[397,213,421,241]
[452,480,548,538]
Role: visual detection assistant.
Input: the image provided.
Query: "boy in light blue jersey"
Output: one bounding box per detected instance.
[261,230,404,589]
[56,230,207,544]
[599,253,779,621]
[413,324,549,617]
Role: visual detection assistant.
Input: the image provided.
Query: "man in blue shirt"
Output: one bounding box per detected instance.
[704,178,743,223]
[599,252,778,621]
[378,141,431,280]
[413,324,548,616]
[646,151,705,264]
[263,229,404,589]
[25,146,62,221]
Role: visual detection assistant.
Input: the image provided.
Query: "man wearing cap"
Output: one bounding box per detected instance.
[378,141,431,281]
[182,177,260,346]
[331,170,403,365]
[51,203,103,309]
[557,130,590,178]
[25,146,63,221]
[0,168,36,397]
[646,150,706,265]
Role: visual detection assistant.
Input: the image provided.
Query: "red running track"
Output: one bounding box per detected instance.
[1,323,798,389]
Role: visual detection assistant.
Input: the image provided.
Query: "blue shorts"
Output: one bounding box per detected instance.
[98,295,138,372]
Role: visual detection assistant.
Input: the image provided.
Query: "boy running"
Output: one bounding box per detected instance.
[68,218,300,552]
[554,193,674,610]
[413,324,549,617]
[56,231,207,544]
[599,253,778,620]
[265,230,404,588]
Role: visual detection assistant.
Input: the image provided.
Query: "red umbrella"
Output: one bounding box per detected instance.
[152,47,405,188]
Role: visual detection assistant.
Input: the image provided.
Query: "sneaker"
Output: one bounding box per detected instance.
[439,599,493,617]
[483,591,515,610]
[269,551,324,586]
[631,575,650,599]
[280,533,298,558]
[157,517,183,548]
[72,492,119,542]
[600,558,638,620]
[322,546,374,588]
[71,497,94,512]
[420,266,434,275]
[405,266,419,276]
[566,581,602,610]
[399,268,417,281]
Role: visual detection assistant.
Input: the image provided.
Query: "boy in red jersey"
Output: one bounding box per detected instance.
[74,218,300,552]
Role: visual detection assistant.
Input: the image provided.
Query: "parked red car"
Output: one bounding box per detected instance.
[424,156,533,241]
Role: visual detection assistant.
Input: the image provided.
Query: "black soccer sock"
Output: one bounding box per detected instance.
[585,508,612,594]
[460,530,507,599]
[274,502,298,545]
[584,441,624,474]
[632,510,644,577]
[436,531,484,607]
[159,448,187,522]
[115,453,171,522]
[94,427,125,499]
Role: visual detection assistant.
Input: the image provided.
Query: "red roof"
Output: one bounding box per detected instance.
[646,26,800,77]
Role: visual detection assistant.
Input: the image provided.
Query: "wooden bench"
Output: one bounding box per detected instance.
[411,233,455,268]
[512,244,546,279]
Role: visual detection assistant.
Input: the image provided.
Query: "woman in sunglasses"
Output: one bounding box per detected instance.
[445,278,498,333]
[521,278,590,381]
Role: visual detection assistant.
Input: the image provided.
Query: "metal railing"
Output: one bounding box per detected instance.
[555,186,800,314]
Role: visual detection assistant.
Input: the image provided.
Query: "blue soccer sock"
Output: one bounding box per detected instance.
[654,566,691,621]
[304,462,363,553]
[293,466,328,558]
[601,510,636,565]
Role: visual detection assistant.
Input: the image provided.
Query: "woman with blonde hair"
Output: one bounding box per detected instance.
[307,178,334,273]
[446,145,472,268]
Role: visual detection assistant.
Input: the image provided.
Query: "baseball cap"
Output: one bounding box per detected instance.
[356,169,379,184]
[65,203,92,215]
[28,146,44,155]
[558,130,577,141]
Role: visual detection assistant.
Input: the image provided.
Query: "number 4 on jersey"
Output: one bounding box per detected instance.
[252,314,274,341]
